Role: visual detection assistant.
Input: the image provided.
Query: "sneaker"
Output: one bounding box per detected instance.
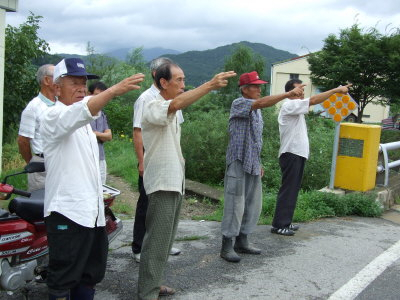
[132,252,141,263]
[170,247,181,256]
[271,227,295,236]
[289,224,300,231]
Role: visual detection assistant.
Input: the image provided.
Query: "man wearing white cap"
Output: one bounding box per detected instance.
[220,71,305,263]
[40,57,144,300]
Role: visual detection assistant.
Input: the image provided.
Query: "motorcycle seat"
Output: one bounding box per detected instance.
[8,189,44,223]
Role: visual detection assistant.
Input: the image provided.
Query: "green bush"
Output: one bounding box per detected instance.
[181,108,229,185]
[200,190,382,224]
[182,96,339,191]
[380,129,400,161]
[104,100,134,137]
[260,190,382,224]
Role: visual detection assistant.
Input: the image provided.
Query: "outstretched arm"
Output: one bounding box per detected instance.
[309,84,352,106]
[87,73,145,116]
[168,71,236,114]
[252,84,306,110]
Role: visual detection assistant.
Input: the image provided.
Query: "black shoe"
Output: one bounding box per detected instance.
[234,233,261,255]
[289,224,300,231]
[271,227,295,236]
[220,236,241,263]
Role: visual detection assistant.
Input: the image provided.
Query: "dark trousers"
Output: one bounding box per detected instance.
[272,152,306,229]
[132,175,149,254]
[45,212,108,293]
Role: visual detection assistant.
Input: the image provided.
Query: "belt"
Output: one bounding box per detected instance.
[34,153,44,158]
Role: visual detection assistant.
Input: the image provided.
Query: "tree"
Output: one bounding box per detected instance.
[219,45,266,109]
[308,24,400,122]
[85,44,152,135]
[86,42,119,80]
[4,13,49,137]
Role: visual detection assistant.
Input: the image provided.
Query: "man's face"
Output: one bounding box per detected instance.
[242,84,262,99]
[56,76,88,106]
[163,66,185,99]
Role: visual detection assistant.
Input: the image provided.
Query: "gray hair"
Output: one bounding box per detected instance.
[36,64,54,85]
[239,84,248,95]
[150,57,173,79]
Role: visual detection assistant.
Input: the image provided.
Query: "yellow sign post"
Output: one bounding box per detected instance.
[322,91,358,189]
[334,123,381,191]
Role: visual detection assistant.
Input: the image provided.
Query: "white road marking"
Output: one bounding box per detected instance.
[328,239,400,300]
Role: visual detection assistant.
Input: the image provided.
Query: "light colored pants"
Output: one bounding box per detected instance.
[137,191,182,300]
[27,155,46,192]
[99,159,107,184]
[221,160,262,238]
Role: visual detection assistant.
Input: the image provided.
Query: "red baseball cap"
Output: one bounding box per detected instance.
[238,71,268,86]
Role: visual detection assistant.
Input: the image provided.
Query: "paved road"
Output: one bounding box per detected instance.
[2,212,400,300]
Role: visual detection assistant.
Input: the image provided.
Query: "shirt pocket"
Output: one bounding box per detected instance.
[226,161,244,196]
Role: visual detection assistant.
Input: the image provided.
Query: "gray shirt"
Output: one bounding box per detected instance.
[90,111,110,161]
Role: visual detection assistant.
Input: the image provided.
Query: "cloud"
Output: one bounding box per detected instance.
[5,0,400,56]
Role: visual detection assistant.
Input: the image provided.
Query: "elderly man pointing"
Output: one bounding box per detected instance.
[137,62,236,300]
[40,58,144,300]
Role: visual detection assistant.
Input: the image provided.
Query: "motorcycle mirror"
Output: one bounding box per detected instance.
[24,162,45,173]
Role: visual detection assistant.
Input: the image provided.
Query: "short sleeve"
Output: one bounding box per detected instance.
[281,98,310,116]
[142,96,174,126]
[133,96,144,128]
[230,98,253,118]
[18,103,36,138]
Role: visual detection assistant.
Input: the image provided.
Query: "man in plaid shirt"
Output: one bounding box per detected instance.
[220,71,304,263]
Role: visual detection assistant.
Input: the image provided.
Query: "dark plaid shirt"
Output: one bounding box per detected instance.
[226,97,263,175]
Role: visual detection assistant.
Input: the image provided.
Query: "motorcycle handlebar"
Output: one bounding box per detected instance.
[12,188,31,198]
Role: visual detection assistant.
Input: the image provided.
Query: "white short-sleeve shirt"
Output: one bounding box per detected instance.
[278,98,310,159]
[18,93,55,154]
[133,84,184,128]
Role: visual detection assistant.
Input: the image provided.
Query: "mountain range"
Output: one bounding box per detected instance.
[40,41,298,86]
[105,47,181,61]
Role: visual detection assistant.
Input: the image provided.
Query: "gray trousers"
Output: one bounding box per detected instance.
[137,191,182,300]
[221,160,262,238]
[27,155,46,192]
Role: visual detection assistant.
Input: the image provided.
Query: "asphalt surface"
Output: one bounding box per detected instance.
[2,212,400,300]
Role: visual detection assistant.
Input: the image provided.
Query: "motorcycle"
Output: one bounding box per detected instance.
[0,162,123,298]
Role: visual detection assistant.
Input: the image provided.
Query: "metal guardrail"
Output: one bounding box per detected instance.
[376,141,400,186]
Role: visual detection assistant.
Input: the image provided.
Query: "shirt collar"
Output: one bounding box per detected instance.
[38,92,55,106]
[150,84,160,94]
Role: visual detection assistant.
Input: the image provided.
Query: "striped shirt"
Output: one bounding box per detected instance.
[141,94,185,195]
[226,97,263,175]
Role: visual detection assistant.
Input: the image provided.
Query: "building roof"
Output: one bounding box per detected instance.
[272,53,311,66]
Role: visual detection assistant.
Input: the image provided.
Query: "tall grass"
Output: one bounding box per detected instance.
[104,136,138,191]
[197,190,383,224]
[1,138,27,189]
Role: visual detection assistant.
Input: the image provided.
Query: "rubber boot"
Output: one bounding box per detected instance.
[48,289,70,300]
[70,284,95,300]
[234,233,261,254]
[220,236,241,262]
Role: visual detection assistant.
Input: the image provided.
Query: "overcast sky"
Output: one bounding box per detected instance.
[5,0,400,56]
